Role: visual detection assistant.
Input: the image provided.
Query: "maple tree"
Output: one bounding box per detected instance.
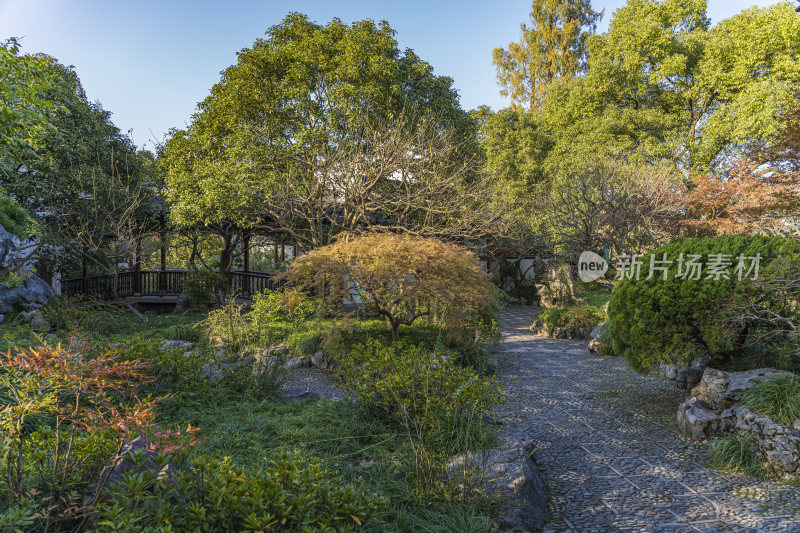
[287,232,494,339]
[684,105,800,236]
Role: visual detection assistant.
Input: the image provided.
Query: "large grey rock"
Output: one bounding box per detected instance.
[447,433,547,531]
[310,351,328,369]
[0,273,54,314]
[675,366,704,390]
[83,437,176,508]
[731,406,800,482]
[677,397,733,440]
[0,225,19,269]
[692,368,793,411]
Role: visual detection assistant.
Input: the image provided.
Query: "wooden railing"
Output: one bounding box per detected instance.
[229,270,282,299]
[62,269,278,301]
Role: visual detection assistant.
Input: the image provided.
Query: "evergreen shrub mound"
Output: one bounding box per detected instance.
[608,235,800,372]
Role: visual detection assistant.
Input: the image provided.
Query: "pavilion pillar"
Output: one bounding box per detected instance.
[281,244,285,262]
[273,243,279,265]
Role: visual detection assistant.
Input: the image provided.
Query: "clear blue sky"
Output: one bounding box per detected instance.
[0,0,779,150]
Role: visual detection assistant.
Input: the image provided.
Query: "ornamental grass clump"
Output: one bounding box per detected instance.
[710,433,768,477]
[741,375,800,427]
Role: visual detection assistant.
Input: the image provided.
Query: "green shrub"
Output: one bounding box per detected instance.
[184,269,223,309]
[338,339,504,431]
[741,376,800,426]
[40,297,125,335]
[158,322,205,343]
[92,454,384,532]
[338,339,503,494]
[251,287,316,328]
[115,335,214,393]
[535,304,604,330]
[0,339,175,530]
[0,195,38,238]
[710,433,768,477]
[608,235,800,372]
[597,323,614,355]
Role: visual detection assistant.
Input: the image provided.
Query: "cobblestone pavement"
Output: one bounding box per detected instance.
[497,305,800,532]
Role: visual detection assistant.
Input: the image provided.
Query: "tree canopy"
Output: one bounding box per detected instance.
[493,0,602,110]
[162,13,491,250]
[545,0,800,173]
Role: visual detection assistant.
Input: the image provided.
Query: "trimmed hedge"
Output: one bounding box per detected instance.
[608,235,800,372]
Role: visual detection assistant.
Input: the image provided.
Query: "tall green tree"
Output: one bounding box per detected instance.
[0,38,55,176]
[162,13,495,260]
[543,0,800,173]
[1,55,157,278]
[493,0,602,109]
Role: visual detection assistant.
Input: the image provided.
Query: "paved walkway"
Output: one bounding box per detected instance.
[497,305,800,532]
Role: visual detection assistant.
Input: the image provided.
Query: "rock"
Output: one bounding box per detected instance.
[22,309,48,329]
[677,397,733,441]
[283,356,307,369]
[83,437,175,508]
[502,276,516,294]
[266,342,290,357]
[658,362,677,381]
[310,351,328,369]
[282,390,322,402]
[162,340,194,350]
[529,319,548,336]
[519,296,527,305]
[691,353,712,369]
[588,338,601,353]
[675,367,704,390]
[447,437,547,531]
[537,263,577,309]
[172,292,186,314]
[692,368,793,411]
[0,273,54,314]
[731,406,800,481]
[530,320,590,340]
[0,225,20,269]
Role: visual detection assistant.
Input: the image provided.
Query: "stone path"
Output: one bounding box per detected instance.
[496,305,800,532]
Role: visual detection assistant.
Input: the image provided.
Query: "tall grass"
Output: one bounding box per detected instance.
[710,433,768,477]
[741,375,800,426]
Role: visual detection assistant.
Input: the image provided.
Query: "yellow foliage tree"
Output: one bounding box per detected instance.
[287,233,494,340]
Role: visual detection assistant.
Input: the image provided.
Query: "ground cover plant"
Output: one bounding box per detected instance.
[0,275,506,531]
